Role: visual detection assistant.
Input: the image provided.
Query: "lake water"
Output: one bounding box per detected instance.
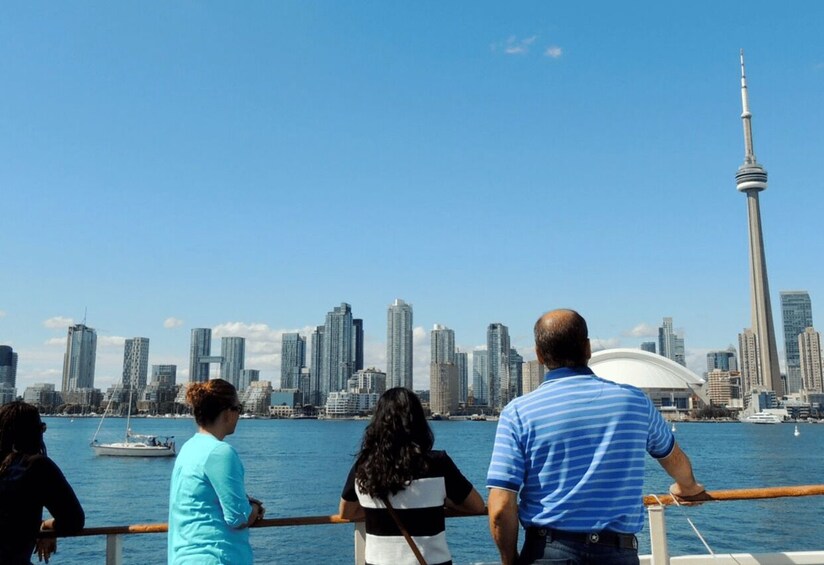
[43,417,824,564]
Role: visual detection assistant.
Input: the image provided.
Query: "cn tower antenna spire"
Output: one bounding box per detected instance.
[740,49,756,164]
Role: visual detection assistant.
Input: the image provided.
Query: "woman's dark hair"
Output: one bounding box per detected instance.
[186,379,237,426]
[0,401,44,476]
[355,387,434,498]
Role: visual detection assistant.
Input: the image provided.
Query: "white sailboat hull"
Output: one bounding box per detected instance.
[91,442,175,457]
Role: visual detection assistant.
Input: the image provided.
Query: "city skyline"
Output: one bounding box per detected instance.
[2,4,824,391]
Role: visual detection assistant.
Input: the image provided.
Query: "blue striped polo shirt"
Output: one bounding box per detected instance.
[486,366,674,534]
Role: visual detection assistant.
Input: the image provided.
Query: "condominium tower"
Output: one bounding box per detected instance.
[321,303,355,397]
[281,333,306,389]
[189,328,212,383]
[122,337,150,389]
[487,323,511,410]
[386,299,413,390]
[220,337,246,389]
[62,323,97,392]
[780,291,813,393]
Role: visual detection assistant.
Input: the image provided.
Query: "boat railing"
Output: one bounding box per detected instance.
[39,485,824,565]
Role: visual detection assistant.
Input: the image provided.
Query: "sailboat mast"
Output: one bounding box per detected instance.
[124,386,133,443]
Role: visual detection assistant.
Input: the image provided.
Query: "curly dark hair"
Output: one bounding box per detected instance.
[355,387,434,498]
[0,401,44,476]
[186,379,238,426]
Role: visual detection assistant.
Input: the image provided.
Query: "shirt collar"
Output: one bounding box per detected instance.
[543,366,594,382]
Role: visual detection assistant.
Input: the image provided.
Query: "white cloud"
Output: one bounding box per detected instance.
[544,46,563,59]
[164,317,184,329]
[43,316,74,329]
[99,336,127,348]
[494,35,539,55]
[212,322,315,379]
[45,337,67,347]
[590,337,622,352]
[623,323,657,338]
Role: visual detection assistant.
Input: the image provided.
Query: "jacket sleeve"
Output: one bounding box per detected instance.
[39,457,85,534]
[203,442,252,529]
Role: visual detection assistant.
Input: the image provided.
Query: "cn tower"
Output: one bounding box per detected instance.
[736,50,782,395]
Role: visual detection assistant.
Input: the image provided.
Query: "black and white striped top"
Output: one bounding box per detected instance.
[341,451,473,565]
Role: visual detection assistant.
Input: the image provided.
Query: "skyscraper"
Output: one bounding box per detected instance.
[122,337,150,389]
[309,325,325,405]
[640,342,656,354]
[738,328,760,399]
[487,323,510,410]
[386,299,413,390]
[472,350,488,405]
[707,348,738,373]
[430,363,459,415]
[0,345,17,389]
[62,323,97,392]
[220,337,246,389]
[239,369,260,392]
[736,51,782,395]
[151,365,177,387]
[522,360,546,395]
[780,291,813,393]
[798,328,823,393]
[431,324,456,364]
[189,328,212,383]
[456,350,468,404]
[508,348,523,402]
[352,319,364,372]
[281,333,306,389]
[322,303,355,396]
[658,317,685,367]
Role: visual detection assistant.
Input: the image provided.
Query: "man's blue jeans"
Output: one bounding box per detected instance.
[518,529,640,565]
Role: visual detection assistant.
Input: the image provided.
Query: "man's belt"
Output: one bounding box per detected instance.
[525,527,638,550]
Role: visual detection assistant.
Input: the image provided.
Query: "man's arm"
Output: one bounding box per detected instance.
[657,442,705,498]
[487,488,519,565]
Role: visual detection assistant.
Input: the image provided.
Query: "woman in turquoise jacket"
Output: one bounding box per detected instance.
[168,379,264,564]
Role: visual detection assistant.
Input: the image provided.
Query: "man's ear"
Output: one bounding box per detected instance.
[536,347,545,365]
[585,339,592,361]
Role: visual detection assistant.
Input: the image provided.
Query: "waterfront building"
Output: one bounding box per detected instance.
[487,323,510,410]
[735,52,782,396]
[456,350,468,404]
[431,324,456,364]
[271,388,301,408]
[707,369,733,406]
[239,369,260,392]
[241,380,273,416]
[352,367,386,395]
[738,329,761,400]
[151,364,177,387]
[62,323,97,393]
[220,337,246,389]
[472,349,488,406]
[658,317,685,367]
[522,360,546,395]
[640,342,656,354]
[707,348,738,373]
[430,363,459,415]
[0,346,17,404]
[508,348,523,402]
[781,291,813,394]
[799,328,823,393]
[309,326,324,406]
[386,299,413,390]
[281,333,306,389]
[353,319,364,372]
[189,328,212,383]
[324,391,359,418]
[321,303,355,397]
[122,337,149,391]
[22,383,58,411]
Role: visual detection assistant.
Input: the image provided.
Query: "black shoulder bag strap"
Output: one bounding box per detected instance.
[381,496,427,565]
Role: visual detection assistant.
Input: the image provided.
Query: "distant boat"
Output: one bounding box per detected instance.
[90,386,175,457]
[671,422,677,433]
[743,412,783,425]
[794,425,800,437]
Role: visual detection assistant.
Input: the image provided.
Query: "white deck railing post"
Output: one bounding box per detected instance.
[648,505,669,565]
[354,522,366,565]
[105,533,123,565]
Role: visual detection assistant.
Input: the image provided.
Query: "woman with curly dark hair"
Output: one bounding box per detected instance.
[0,401,85,564]
[339,388,484,565]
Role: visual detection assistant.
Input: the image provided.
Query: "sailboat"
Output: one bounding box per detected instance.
[794,424,800,437]
[90,385,175,457]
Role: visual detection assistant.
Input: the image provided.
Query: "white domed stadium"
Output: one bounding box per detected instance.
[589,349,707,414]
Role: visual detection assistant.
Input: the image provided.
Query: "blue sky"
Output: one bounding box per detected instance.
[2,2,823,391]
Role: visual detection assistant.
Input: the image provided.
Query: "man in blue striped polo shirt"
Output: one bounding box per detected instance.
[487,309,704,565]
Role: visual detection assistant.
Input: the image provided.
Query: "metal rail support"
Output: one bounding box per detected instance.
[648,505,670,565]
[354,522,366,565]
[106,533,123,565]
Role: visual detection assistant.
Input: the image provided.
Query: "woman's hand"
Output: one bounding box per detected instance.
[36,520,57,563]
[246,497,265,527]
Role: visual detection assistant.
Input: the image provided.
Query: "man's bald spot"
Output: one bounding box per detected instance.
[534,309,589,369]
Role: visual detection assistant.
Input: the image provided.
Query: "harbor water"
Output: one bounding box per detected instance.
[44,417,824,564]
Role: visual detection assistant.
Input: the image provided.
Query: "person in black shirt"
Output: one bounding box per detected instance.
[0,401,85,564]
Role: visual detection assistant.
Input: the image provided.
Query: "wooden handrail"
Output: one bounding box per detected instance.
[42,485,824,538]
